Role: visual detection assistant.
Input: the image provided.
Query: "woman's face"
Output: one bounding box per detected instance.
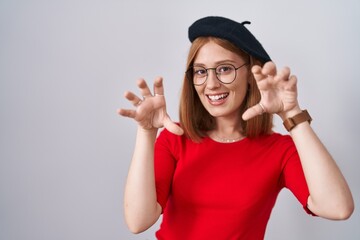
[193,41,249,119]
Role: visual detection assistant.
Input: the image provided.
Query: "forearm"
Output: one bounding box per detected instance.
[281,108,354,219]
[124,127,162,233]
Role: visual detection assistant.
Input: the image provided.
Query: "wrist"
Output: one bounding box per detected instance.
[137,126,158,136]
[282,109,312,132]
[278,105,302,121]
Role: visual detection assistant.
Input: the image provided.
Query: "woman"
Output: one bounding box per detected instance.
[118,16,354,239]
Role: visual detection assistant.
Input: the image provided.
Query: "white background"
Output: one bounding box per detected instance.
[1,0,359,239]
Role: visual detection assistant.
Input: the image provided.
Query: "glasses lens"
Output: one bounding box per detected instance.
[216,64,236,83]
[192,66,207,85]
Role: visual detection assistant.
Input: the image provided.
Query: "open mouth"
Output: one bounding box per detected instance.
[206,93,229,102]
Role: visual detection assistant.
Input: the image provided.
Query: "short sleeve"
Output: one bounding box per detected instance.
[154,129,178,211]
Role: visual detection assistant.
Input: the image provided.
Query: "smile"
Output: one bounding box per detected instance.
[206,93,229,102]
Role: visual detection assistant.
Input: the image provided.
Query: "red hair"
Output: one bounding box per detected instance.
[179,37,273,142]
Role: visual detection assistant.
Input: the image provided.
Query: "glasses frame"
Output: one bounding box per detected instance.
[186,62,249,86]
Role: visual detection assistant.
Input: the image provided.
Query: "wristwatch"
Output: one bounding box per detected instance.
[283,110,312,132]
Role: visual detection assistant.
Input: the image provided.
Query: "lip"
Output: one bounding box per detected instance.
[206,92,229,105]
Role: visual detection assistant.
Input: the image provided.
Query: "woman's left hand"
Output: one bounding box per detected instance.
[242,61,300,121]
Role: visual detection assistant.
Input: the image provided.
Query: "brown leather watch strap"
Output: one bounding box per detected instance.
[283,110,312,132]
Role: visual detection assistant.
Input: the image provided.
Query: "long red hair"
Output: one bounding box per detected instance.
[179,37,273,142]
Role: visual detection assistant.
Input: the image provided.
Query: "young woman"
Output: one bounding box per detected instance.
[118,16,354,239]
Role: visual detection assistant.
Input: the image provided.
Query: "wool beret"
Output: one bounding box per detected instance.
[188,16,271,64]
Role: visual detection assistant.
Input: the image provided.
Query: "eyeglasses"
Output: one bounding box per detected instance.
[186,62,248,86]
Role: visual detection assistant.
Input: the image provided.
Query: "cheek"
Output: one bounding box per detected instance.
[233,80,248,96]
[194,85,205,97]
[230,82,248,105]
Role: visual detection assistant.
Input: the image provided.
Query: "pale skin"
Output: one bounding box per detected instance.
[118,41,354,233]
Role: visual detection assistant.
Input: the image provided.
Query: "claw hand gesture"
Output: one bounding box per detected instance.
[242,62,300,121]
[118,77,184,135]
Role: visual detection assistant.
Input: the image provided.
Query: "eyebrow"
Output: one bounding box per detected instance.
[193,59,239,67]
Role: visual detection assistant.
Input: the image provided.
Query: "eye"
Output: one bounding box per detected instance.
[217,65,234,74]
[193,67,207,77]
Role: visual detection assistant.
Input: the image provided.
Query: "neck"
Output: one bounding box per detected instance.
[212,133,244,143]
[208,125,244,143]
[209,117,244,143]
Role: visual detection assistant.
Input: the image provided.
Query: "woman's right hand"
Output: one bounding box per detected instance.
[118,77,184,136]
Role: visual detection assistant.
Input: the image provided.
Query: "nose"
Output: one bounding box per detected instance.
[206,69,221,89]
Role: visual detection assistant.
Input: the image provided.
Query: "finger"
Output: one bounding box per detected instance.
[117,108,136,118]
[163,118,184,136]
[286,75,298,91]
[124,91,143,106]
[242,104,265,121]
[251,65,266,82]
[153,77,164,96]
[261,61,277,76]
[251,65,262,74]
[137,78,153,98]
[274,66,291,82]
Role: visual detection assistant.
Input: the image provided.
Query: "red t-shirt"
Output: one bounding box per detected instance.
[154,129,313,240]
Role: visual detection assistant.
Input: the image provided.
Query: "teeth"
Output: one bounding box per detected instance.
[208,93,228,101]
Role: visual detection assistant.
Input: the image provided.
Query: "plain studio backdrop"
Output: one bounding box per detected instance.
[1,0,359,239]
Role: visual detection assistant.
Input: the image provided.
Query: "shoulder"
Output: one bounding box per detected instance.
[155,127,189,153]
[156,127,186,143]
[247,132,297,157]
[251,132,293,146]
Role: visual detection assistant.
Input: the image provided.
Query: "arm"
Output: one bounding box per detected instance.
[280,107,354,219]
[123,127,162,233]
[118,77,183,233]
[243,62,354,220]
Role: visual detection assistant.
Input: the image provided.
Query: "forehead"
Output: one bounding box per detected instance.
[194,41,244,65]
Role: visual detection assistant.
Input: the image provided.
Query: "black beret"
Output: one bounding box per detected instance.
[188,16,271,64]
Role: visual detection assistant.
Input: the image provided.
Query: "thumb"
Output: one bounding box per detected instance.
[242,103,265,121]
[163,118,184,136]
